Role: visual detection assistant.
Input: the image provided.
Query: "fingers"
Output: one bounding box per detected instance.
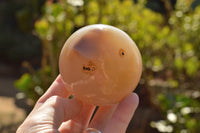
[42,96,82,129]
[18,95,82,133]
[36,75,71,107]
[59,103,96,133]
[65,93,139,133]
[103,93,139,133]
[29,75,97,133]
[88,93,139,133]
[89,105,117,131]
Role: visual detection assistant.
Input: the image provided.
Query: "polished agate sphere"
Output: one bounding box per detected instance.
[59,24,142,106]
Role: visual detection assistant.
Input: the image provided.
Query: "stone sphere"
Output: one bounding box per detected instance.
[59,24,142,106]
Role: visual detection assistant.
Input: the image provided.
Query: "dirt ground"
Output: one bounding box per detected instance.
[0,64,27,133]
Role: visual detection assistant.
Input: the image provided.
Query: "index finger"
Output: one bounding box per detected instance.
[36,74,71,106]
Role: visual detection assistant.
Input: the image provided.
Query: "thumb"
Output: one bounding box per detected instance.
[17,96,82,133]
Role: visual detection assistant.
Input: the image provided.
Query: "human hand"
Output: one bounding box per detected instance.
[17,75,139,133]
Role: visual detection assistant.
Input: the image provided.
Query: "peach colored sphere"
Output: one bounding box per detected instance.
[59,24,142,106]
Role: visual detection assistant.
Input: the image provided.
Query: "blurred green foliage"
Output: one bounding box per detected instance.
[153,93,200,133]
[14,0,200,132]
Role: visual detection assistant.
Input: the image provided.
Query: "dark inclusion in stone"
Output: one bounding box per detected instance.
[119,48,125,57]
[82,61,96,73]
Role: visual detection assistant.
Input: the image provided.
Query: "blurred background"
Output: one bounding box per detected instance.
[0,0,200,132]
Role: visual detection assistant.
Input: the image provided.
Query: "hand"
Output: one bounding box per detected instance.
[17,75,139,133]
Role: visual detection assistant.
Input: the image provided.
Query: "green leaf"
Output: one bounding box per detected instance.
[186,119,197,129]
[185,57,199,76]
[157,94,171,111]
[175,56,184,70]
[14,73,32,91]
[167,79,179,88]
[35,19,51,39]
[152,58,163,72]
[74,14,85,26]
